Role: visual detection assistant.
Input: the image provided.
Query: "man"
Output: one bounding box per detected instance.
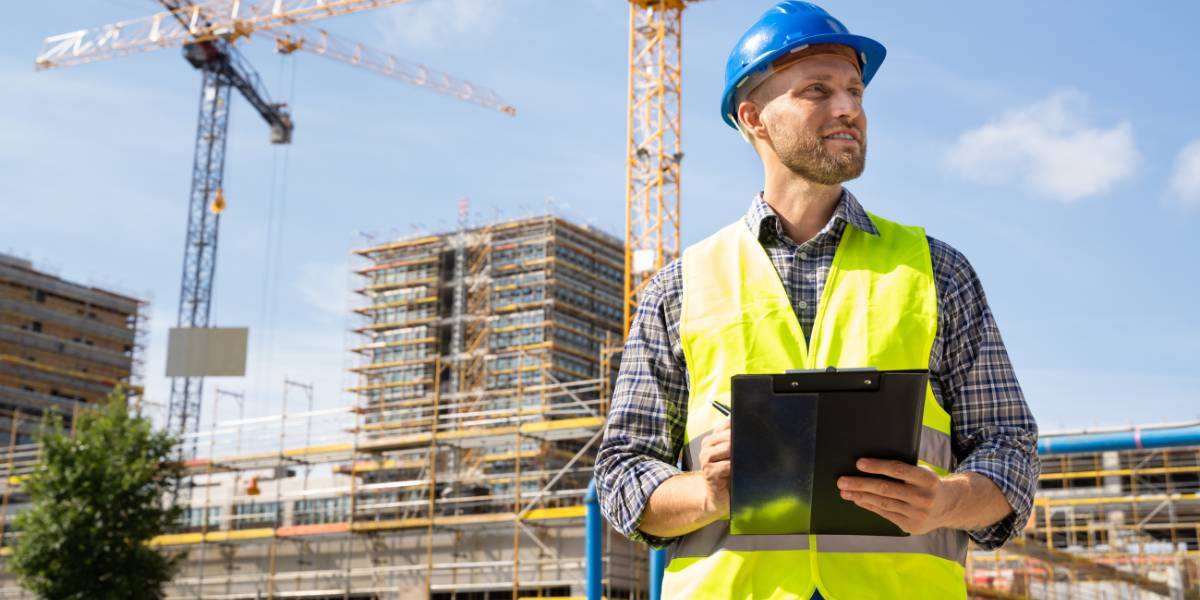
[594,2,1039,599]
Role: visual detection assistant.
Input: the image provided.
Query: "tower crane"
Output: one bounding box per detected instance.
[623,0,700,334]
[35,0,516,459]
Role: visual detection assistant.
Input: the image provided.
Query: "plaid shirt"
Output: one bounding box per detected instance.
[596,190,1039,550]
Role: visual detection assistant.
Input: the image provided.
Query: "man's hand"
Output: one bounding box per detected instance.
[698,418,732,517]
[836,458,959,535]
[839,458,1017,535]
[637,419,733,538]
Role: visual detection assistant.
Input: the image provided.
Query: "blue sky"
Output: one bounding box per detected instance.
[3,1,1198,433]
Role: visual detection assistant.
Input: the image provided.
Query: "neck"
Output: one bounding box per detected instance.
[761,161,844,245]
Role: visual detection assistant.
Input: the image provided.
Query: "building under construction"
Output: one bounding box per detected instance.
[332,213,640,597]
[0,253,145,444]
[27,214,650,599]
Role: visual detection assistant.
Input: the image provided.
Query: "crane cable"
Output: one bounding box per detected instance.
[255,53,298,408]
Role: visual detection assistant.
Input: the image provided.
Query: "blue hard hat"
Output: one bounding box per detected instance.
[720,1,886,129]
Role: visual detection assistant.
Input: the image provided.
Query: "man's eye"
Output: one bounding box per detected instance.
[805,84,828,95]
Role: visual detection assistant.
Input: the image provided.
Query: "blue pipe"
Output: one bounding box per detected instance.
[1039,424,1200,455]
[585,480,602,600]
[649,547,667,600]
[585,479,667,600]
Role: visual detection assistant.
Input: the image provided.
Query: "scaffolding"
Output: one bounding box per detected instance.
[964,441,1200,599]
[340,214,639,598]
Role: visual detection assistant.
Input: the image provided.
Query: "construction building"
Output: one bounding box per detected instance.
[2,214,646,599]
[327,213,639,597]
[0,252,144,445]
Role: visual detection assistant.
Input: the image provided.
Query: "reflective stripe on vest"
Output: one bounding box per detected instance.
[669,214,968,600]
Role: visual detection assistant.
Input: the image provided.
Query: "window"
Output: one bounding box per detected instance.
[30,321,41,333]
[233,501,280,529]
[489,327,544,351]
[293,496,349,525]
[492,309,544,330]
[183,506,224,531]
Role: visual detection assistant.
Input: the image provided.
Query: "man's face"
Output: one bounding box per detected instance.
[744,50,868,184]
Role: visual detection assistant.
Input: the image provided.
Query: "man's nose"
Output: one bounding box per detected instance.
[830,90,862,120]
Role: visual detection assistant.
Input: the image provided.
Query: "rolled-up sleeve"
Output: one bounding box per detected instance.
[594,263,688,548]
[930,238,1040,550]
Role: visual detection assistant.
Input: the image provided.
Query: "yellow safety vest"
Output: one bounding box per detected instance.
[667,212,968,599]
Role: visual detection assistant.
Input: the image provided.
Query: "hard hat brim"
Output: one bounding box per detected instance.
[720,32,886,129]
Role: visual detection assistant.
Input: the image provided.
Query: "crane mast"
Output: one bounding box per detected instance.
[624,0,690,334]
[162,0,294,455]
[168,43,294,454]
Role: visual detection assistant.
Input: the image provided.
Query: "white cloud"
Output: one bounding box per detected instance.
[945,89,1138,202]
[1168,139,1200,208]
[378,0,503,49]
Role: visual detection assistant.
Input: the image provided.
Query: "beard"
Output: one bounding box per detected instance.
[768,121,867,185]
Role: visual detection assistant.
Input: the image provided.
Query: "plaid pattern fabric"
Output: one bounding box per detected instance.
[595,190,1039,550]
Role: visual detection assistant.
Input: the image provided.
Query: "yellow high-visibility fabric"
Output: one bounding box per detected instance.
[667,212,966,600]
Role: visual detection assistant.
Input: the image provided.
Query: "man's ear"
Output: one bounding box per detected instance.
[736,100,766,145]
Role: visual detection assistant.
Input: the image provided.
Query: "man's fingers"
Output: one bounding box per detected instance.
[700,425,731,464]
[837,475,917,502]
[705,429,731,446]
[699,420,733,479]
[709,461,730,479]
[715,417,731,432]
[842,490,913,515]
[701,442,730,463]
[703,460,731,487]
[855,458,938,486]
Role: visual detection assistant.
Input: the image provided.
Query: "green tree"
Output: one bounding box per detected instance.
[10,389,185,599]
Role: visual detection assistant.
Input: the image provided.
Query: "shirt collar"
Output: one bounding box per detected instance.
[743,189,879,245]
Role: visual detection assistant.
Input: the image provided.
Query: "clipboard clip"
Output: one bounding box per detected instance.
[774,366,881,393]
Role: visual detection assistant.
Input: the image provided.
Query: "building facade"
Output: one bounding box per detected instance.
[0,253,144,444]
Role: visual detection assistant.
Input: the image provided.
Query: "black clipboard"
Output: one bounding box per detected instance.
[729,368,927,537]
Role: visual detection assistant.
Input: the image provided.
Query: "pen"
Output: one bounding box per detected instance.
[711,400,731,417]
